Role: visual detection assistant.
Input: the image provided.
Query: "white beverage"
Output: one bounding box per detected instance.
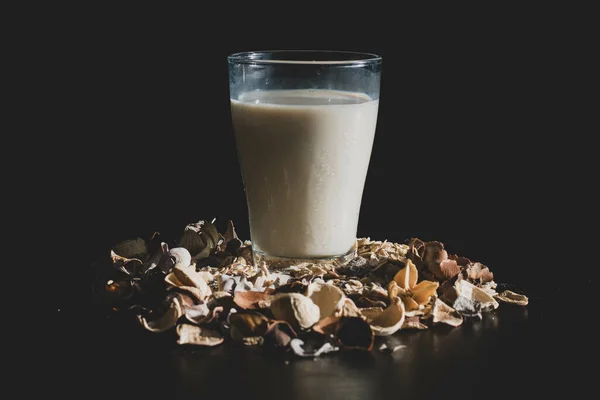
[231,89,379,259]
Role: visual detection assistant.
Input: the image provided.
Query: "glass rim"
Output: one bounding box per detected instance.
[227,50,382,66]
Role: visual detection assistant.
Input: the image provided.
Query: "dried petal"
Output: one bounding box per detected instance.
[495,290,529,306]
[270,293,320,330]
[176,324,224,346]
[305,282,346,319]
[369,298,406,336]
[401,296,420,312]
[432,298,463,327]
[138,297,182,333]
[233,291,272,310]
[392,259,418,290]
[411,280,439,305]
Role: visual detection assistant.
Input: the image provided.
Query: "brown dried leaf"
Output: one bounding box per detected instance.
[495,290,529,306]
[233,291,272,310]
[432,298,463,327]
[427,259,461,280]
[369,298,406,336]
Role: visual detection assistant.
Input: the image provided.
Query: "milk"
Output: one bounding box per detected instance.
[231,89,379,259]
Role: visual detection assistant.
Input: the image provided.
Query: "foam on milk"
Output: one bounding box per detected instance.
[231,89,379,258]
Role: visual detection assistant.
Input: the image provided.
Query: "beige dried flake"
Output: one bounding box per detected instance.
[432,298,463,327]
[270,293,320,330]
[305,282,346,319]
[495,290,529,306]
[339,298,363,318]
[138,297,182,333]
[176,323,224,346]
[455,279,499,311]
[356,238,409,261]
[369,297,406,336]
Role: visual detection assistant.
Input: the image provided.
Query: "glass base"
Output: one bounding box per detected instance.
[252,247,356,271]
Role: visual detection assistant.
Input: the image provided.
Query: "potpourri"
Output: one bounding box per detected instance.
[92,219,528,357]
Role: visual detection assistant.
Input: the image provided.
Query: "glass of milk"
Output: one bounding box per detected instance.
[228,50,381,269]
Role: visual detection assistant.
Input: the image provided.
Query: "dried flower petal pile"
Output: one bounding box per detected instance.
[92,219,528,357]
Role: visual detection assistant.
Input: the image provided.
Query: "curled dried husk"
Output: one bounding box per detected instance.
[110,251,144,277]
[432,298,463,327]
[178,220,219,260]
[138,297,182,333]
[305,282,346,319]
[339,298,362,317]
[455,279,499,311]
[270,293,320,330]
[229,312,270,345]
[495,290,528,306]
[177,323,224,346]
[369,297,406,336]
[359,307,385,323]
[336,317,374,351]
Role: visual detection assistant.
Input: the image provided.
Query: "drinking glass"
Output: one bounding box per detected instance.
[228,50,382,269]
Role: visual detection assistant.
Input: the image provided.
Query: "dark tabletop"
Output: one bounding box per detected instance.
[63,275,588,400]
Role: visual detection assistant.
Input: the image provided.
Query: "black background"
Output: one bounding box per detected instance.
[77,8,559,292]
[43,4,595,399]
